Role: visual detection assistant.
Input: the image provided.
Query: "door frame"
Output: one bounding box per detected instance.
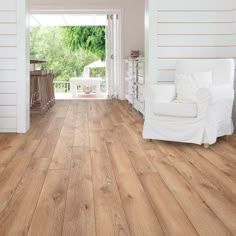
[29,8,124,100]
[106,13,122,99]
[17,0,30,133]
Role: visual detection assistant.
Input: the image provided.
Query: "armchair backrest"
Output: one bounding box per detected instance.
[176,59,235,86]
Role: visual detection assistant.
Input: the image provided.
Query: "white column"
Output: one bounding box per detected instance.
[145,0,158,84]
[96,82,101,95]
[17,0,30,133]
[70,81,77,97]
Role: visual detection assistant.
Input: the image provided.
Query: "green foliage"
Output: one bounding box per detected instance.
[61,26,106,61]
[30,26,105,81]
[90,68,106,78]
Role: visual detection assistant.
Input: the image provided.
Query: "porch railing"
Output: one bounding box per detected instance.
[53,81,70,93]
[53,80,107,94]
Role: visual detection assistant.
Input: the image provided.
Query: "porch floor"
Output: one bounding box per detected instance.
[0,100,236,236]
[55,92,108,100]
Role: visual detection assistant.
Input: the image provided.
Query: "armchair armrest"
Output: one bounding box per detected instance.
[210,85,234,103]
[196,88,211,117]
[196,85,234,105]
[145,83,176,103]
[196,85,235,118]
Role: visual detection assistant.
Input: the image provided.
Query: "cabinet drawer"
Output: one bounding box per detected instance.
[136,61,144,68]
[137,76,145,85]
[138,69,144,77]
[138,92,144,101]
[137,85,144,101]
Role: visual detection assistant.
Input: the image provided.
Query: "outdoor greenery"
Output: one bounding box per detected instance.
[30,26,106,81]
[62,26,106,60]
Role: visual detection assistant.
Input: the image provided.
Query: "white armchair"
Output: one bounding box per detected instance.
[143,59,235,146]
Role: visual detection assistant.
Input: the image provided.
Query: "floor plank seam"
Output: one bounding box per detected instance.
[139,172,200,236]
[176,144,236,207]
[105,141,133,236]
[90,149,98,236]
[154,145,235,235]
[24,170,48,236]
[0,152,33,221]
[192,145,236,185]
[119,110,235,235]
[1,100,236,236]
[26,103,70,236]
[61,102,81,236]
[87,111,98,236]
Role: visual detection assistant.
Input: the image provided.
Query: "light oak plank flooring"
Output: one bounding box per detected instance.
[0,100,235,236]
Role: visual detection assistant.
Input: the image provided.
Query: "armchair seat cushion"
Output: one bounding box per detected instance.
[153,100,198,118]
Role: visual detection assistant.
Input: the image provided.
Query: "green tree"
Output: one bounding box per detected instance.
[30,26,100,81]
[61,26,106,61]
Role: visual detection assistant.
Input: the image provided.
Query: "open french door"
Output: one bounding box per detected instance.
[106,14,121,99]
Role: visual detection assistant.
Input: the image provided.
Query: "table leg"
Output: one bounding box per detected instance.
[71,82,77,97]
[96,82,101,96]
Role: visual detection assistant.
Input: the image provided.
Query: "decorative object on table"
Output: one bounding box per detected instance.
[130,50,140,59]
[83,85,93,94]
[70,77,102,97]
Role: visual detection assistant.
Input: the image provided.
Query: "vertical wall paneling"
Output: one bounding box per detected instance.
[145,0,236,130]
[0,0,17,132]
[0,0,17,11]
[155,0,234,82]
[157,0,236,129]
[158,0,232,11]
[233,4,236,127]
[145,0,158,84]
[0,0,29,133]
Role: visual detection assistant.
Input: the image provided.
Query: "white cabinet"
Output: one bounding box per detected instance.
[124,57,145,114]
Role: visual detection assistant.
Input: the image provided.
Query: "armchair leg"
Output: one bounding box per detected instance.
[223,135,230,141]
[203,143,209,149]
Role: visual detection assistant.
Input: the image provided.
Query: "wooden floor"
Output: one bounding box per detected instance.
[0,100,236,236]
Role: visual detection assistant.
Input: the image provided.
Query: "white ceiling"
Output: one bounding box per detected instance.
[30,14,108,26]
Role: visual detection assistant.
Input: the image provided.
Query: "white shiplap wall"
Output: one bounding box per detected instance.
[155,0,234,82]
[233,2,236,127]
[0,0,29,133]
[0,0,17,131]
[150,0,236,129]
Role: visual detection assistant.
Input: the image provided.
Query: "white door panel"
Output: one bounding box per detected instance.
[106,14,121,99]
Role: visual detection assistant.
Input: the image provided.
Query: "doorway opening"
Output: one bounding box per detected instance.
[29,12,122,101]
